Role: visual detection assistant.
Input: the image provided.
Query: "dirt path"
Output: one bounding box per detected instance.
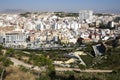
[9,57,112,73]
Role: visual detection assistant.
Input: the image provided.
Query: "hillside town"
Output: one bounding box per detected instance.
[0,10,120,50]
[0,10,120,80]
[0,0,120,79]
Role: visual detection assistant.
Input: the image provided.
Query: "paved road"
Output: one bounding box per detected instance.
[9,57,112,73]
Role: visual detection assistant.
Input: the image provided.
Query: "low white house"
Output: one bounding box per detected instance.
[0,31,27,48]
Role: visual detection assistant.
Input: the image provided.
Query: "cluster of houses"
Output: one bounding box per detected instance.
[0,10,120,49]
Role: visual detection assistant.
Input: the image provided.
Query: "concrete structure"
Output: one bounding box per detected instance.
[0,31,27,48]
[92,43,106,56]
[79,10,93,23]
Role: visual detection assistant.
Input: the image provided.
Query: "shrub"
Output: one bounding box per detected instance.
[78,64,86,70]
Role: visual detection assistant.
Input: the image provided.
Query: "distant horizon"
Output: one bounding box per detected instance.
[0,0,120,14]
[0,8,120,14]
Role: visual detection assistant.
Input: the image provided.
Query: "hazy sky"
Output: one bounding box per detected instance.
[0,0,120,12]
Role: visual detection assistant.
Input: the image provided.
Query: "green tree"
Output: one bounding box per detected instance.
[84,44,94,56]
[33,55,54,78]
[5,48,14,57]
[47,65,56,80]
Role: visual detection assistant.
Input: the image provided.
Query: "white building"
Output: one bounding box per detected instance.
[0,31,27,48]
[79,10,93,23]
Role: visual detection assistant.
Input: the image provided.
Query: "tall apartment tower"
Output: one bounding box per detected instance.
[79,10,93,23]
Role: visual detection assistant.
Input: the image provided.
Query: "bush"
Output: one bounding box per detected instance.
[37,75,50,80]
[78,64,86,70]
[80,55,93,68]
[5,48,15,57]
[19,65,29,72]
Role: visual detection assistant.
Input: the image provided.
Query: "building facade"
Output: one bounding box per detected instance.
[79,10,93,23]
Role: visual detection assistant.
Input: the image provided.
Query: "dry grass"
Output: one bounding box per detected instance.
[5,66,36,80]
